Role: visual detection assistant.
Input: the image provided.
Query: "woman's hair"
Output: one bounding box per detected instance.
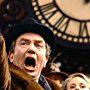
[62,73,90,90]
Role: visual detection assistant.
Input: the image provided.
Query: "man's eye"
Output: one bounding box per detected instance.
[35,44,43,48]
[36,44,41,47]
[20,42,25,45]
[20,41,28,45]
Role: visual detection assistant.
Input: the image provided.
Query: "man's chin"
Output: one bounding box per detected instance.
[26,71,38,80]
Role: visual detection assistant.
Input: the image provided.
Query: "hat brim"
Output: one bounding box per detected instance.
[45,72,68,80]
[5,22,55,53]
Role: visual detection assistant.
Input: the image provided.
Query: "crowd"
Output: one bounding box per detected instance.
[0,18,90,90]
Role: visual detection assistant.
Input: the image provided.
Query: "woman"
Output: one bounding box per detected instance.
[62,73,90,90]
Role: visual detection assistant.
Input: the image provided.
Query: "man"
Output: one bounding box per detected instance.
[0,19,60,90]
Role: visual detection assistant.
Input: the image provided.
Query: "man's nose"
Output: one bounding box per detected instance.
[27,44,36,54]
[27,50,35,54]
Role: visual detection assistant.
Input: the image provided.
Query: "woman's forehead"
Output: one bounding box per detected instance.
[68,77,89,85]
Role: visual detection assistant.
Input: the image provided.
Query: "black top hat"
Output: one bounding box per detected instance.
[5,19,55,54]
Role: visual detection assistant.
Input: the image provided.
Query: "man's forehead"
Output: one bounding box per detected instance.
[16,32,45,42]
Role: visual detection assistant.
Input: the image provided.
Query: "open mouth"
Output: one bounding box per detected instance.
[24,57,36,69]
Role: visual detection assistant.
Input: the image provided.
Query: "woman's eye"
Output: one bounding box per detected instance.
[70,86,75,89]
[80,83,86,88]
[69,85,76,89]
[80,85,86,88]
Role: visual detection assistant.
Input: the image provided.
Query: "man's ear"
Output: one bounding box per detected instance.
[46,58,48,61]
[44,58,48,67]
[8,52,14,63]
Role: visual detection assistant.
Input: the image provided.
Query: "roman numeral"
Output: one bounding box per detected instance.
[54,16,70,32]
[40,2,57,19]
[79,22,89,37]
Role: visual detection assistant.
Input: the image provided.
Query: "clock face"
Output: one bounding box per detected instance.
[31,0,90,49]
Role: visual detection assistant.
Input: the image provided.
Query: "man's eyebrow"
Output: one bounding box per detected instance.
[35,40,45,44]
[20,38,29,41]
[35,40,43,43]
[19,38,45,43]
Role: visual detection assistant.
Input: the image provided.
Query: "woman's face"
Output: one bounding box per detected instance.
[67,77,90,90]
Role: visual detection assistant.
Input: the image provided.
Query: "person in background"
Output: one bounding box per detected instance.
[45,71,68,88]
[42,61,68,89]
[62,73,90,90]
[0,19,61,90]
[50,62,61,72]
